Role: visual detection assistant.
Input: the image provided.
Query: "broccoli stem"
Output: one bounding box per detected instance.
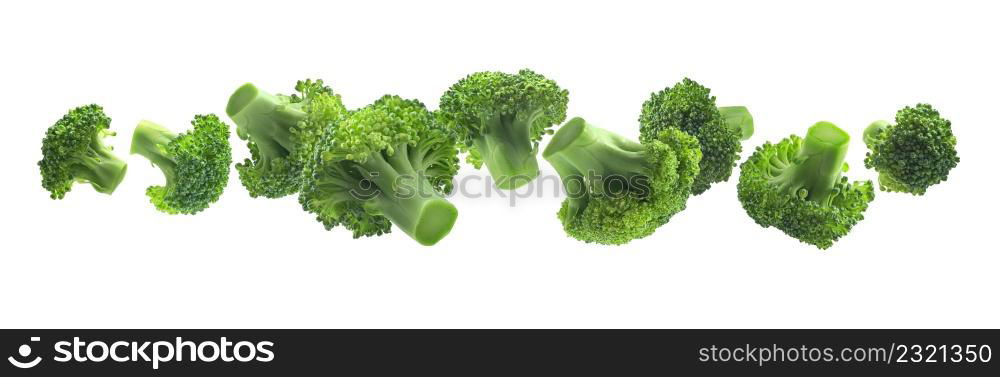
[543,118,649,217]
[356,143,458,246]
[862,120,910,193]
[718,106,754,141]
[311,161,364,209]
[71,129,128,194]
[863,120,890,148]
[226,83,303,164]
[130,120,178,186]
[774,121,850,204]
[544,117,648,184]
[474,112,542,189]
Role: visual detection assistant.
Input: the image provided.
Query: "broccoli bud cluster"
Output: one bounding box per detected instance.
[38,74,959,248]
[863,104,959,195]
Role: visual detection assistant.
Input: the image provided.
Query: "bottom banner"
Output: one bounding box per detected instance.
[1,330,996,375]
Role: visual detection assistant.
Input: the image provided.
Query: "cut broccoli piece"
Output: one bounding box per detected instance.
[543,117,702,245]
[863,103,959,195]
[39,104,128,199]
[130,115,232,214]
[300,94,460,246]
[718,105,754,141]
[738,121,875,249]
[225,79,342,198]
[640,78,753,195]
[439,69,568,189]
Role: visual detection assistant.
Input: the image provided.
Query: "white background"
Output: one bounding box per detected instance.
[1,0,997,328]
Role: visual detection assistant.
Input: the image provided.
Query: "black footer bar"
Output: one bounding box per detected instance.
[1,329,996,375]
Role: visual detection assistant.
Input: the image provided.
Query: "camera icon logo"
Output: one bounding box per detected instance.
[8,337,42,369]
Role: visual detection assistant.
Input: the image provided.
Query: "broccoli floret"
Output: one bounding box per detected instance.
[639,78,753,195]
[299,94,460,246]
[863,104,959,195]
[439,69,568,189]
[543,117,701,245]
[130,115,232,214]
[225,79,342,198]
[39,104,128,199]
[737,121,875,249]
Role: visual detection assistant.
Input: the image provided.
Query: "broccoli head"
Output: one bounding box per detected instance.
[737,121,875,249]
[300,94,460,246]
[438,69,568,189]
[39,104,128,199]
[639,78,753,195]
[130,115,232,214]
[863,104,959,195]
[543,117,702,245]
[225,79,342,198]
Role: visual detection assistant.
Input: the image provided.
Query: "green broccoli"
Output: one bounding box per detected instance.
[39,104,128,199]
[225,80,342,198]
[863,104,959,195]
[640,78,753,195]
[438,69,568,189]
[130,115,232,214]
[737,121,875,249]
[299,94,460,246]
[543,117,702,245]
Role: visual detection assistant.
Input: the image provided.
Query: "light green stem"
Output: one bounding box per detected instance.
[226,83,304,163]
[131,120,178,186]
[718,106,754,141]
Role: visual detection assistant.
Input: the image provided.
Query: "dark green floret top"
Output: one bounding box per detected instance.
[300,94,461,246]
[640,78,753,195]
[863,103,959,195]
[438,69,568,189]
[737,121,874,249]
[130,115,232,215]
[39,104,128,199]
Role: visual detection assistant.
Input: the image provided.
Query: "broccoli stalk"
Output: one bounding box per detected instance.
[863,104,959,195]
[737,121,874,249]
[300,95,460,246]
[439,69,569,189]
[72,129,128,194]
[312,144,457,245]
[471,112,544,189]
[39,105,128,199]
[718,106,755,141]
[225,80,340,198]
[543,117,701,245]
[131,121,177,177]
[772,122,850,204]
[130,115,232,215]
[227,83,304,167]
[862,120,890,148]
[544,119,648,220]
